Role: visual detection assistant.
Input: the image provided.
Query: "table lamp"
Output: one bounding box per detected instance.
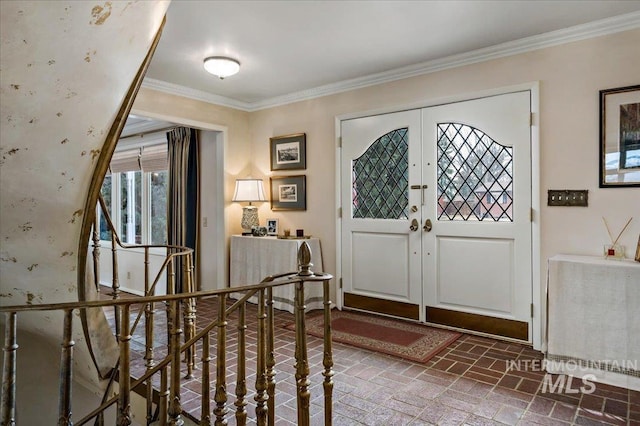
[232,178,266,234]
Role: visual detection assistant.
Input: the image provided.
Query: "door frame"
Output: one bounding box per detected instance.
[131,107,228,291]
[335,82,542,350]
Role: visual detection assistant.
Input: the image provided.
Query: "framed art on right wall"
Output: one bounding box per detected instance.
[599,84,640,187]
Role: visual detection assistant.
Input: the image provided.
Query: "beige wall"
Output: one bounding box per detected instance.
[250,29,640,346]
[250,28,639,278]
[133,87,252,243]
[135,29,639,346]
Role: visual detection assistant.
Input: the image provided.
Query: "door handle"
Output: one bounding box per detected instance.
[410,218,419,232]
[423,218,432,232]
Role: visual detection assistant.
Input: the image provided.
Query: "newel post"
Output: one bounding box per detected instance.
[1,312,18,426]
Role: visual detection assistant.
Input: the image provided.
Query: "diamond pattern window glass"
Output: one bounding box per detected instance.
[352,128,409,219]
[437,123,513,222]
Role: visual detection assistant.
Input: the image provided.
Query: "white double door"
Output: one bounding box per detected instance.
[341,92,532,340]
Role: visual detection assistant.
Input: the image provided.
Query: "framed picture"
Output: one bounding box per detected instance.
[270,133,306,171]
[266,218,279,236]
[599,84,640,187]
[270,175,306,211]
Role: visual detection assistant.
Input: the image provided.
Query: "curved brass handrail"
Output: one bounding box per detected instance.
[76,16,167,378]
[96,193,193,298]
[0,273,330,314]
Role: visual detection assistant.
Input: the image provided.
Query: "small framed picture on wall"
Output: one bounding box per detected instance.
[270,175,306,211]
[270,133,306,171]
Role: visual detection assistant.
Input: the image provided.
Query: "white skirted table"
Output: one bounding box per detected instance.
[546,254,640,390]
[229,235,325,313]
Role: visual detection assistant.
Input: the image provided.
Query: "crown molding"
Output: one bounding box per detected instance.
[141,78,253,111]
[143,11,640,112]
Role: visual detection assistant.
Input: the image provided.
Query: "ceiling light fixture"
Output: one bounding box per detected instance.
[203,56,240,79]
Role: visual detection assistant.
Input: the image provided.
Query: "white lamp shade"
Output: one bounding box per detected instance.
[232,179,266,202]
[203,56,240,79]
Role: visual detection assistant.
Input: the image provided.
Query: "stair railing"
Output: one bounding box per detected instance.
[91,190,198,425]
[1,242,334,425]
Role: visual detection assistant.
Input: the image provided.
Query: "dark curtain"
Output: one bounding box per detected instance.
[167,127,199,293]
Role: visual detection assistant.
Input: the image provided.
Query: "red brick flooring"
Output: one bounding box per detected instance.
[103,290,638,425]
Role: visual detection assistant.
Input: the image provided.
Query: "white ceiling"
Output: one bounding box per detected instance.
[143,1,640,111]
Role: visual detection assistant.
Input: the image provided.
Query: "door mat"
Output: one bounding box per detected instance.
[288,310,461,363]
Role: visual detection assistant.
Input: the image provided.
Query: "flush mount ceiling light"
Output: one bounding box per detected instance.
[203,56,240,79]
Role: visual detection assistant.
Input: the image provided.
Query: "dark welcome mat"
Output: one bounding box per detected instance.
[290,310,461,363]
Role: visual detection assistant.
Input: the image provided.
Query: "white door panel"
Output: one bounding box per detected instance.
[352,232,410,298]
[436,236,514,314]
[341,110,422,307]
[422,91,532,327]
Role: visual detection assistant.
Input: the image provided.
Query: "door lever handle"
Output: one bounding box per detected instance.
[410,218,419,232]
[423,218,432,232]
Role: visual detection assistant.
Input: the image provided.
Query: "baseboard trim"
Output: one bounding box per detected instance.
[343,293,419,320]
[426,306,528,341]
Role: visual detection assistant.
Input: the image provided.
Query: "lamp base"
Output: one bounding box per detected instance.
[241,205,259,233]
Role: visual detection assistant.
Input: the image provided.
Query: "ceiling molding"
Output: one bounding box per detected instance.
[142,11,640,112]
[141,78,253,111]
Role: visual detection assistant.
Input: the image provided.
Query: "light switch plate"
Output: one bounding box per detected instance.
[547,190,588,207]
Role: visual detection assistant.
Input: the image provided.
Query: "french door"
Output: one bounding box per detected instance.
[341,110,423,319]
[341,92,533,340]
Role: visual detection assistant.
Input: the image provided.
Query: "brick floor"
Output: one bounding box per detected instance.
[102,289,637,425]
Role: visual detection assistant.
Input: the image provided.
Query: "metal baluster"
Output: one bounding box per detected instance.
[92,216,101,292]
[254,289,268,425]
[200,331,211,426]
[322,279,334,425]
[158,368,169,425]
[183,252,196,379]
[1,312,17,426]
[143,247,155,425]
[294,281,310,426]
[213,294,228,424]
[166,253,175,357]
[58,309,74,426]
[117,304,132,425]
[111,232,120,337]
[167,260,183,425]
[295,242,313,426]
[234,303,247,426]
[159,255,175,426]
[266,287,276,426]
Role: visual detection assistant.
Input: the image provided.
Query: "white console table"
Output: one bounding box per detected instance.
[229,235,325,313]
[546,254,640,390]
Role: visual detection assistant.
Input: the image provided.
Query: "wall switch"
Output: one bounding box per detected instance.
[126,271,131,279]
[547,190,588,207]
[203,217,208,227]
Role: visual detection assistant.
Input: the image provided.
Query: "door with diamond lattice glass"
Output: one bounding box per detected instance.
[341,110,423,319]
[422,92,532,340]
[340,91,532,341]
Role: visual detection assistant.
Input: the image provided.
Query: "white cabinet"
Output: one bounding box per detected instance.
[229,236,324,313]
[546,254,640,390]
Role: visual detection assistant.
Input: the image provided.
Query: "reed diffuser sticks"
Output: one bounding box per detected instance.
[602,217,633,258]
